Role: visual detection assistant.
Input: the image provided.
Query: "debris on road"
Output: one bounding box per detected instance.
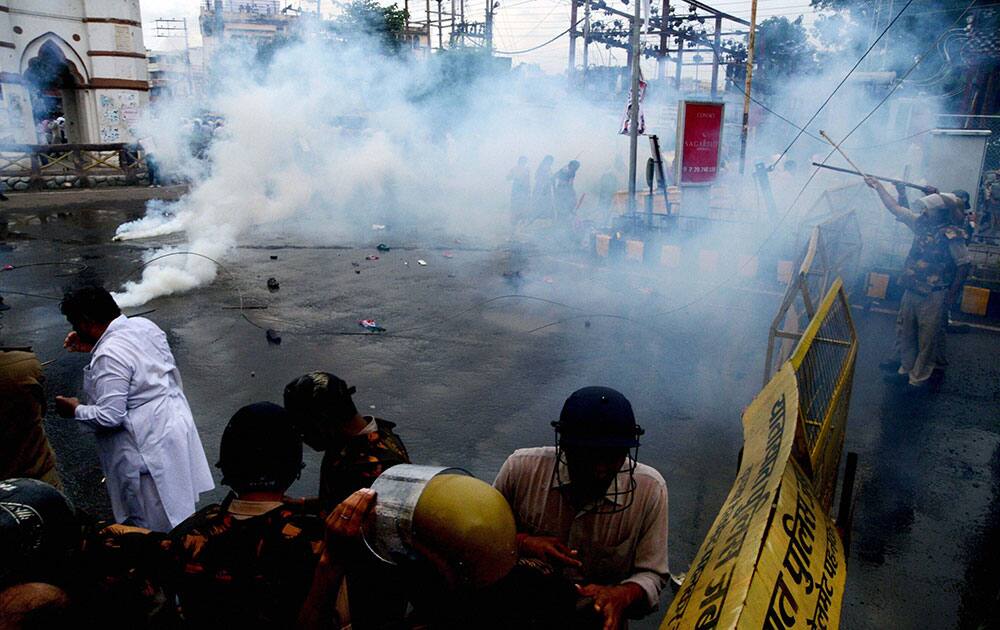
[372,224,387,231]
[351,262,360,267]
[270,255,278,260]
[266,329,282,345]
[377,243,391,252]
[358,319,387,333]
[365,255,380,261]
[417,259,427,266]
[266,277,280,291]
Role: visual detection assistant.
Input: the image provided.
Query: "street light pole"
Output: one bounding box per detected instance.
[627,0,642,211]
[738,0,758,174]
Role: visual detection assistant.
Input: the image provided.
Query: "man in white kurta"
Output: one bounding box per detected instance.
[55,287,214,531]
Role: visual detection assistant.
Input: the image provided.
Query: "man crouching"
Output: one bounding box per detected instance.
[494,386,669,630]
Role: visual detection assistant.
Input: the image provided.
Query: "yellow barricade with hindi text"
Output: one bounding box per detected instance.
[659,363,848,630]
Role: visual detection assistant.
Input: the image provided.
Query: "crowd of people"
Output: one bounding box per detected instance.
[507,156,584,225]
[0,286,671,629]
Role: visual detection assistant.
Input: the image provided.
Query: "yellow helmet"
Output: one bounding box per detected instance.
[412,474,517,589]
[367,465,516,590]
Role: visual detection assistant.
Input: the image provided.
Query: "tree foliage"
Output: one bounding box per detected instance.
[332,0,410,51]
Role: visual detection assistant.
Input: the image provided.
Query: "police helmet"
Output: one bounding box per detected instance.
[217,402,303,492]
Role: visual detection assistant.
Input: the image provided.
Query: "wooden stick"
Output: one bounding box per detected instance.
[819,130,869,177]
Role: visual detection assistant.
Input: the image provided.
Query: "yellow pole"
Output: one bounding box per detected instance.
[738,0,758,174]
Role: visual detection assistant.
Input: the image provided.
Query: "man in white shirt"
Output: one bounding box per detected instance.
[54,286,214,531]
[494,386,669,630]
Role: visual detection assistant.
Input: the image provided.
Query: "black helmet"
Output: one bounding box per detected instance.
[284,372,357,426]
[217,402,303,492]
[0,478,78,588]
[552,386,643,448]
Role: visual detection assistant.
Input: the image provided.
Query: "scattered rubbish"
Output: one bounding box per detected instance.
[359,319,387,333]
[372,224,387,231]
[584,320,591,328]
[403,261,409,266]
[266,277,280,291]
[417,259,427,266]
[370,405,376,409]
[365,255,379,261]
[351,262,360,267]
[355,269,361,274]
[266,329,282,345]
[442,252,454,258]
[376,243,391,252]
[270,255,278,260]
[250,372,256,378]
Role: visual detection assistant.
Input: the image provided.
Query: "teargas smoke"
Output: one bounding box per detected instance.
[114,12,957,309]
[112,35,622,307]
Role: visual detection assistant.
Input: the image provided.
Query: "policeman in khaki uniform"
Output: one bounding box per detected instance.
[866,177,972,388]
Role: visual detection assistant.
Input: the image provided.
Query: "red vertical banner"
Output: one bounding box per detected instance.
[676,100,725,185]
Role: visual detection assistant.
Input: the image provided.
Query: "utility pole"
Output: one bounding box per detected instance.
[710,15,721,98]
[155,18,194,98]
[426,0,432,48]
[739,0,758,174]
[582,0,591,78]
[657,0,668,81]
[485,1,494,54]
[437,0,444,48]
[627,0,642,211]
[568,0,578,76]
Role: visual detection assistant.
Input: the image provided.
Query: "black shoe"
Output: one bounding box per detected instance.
[0,193,9,201]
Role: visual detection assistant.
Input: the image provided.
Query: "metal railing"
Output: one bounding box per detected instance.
[763,211,861,385]
[788,277,858,511]
[0,144,147,189]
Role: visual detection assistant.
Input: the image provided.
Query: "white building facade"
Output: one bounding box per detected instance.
[0,0,149,145]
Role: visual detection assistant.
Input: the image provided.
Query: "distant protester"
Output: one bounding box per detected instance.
[55,286,213,531]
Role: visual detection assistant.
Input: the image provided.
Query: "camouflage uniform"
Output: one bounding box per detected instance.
[0,351,61,488]
[319,417,410,508]
[161,498,326,628]
[319,418,410,629]
[895,208,970,386]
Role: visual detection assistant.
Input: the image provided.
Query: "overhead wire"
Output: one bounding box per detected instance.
[767,0,916,170]
[611,0,978,320]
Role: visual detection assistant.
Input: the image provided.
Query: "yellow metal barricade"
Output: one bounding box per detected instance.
[787,278,858,511]
[660,364,848,630]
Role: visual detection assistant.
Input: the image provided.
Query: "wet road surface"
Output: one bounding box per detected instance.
[1,188,998,629]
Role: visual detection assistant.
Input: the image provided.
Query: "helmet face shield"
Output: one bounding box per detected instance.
[552,434,641,515]
[365,465,517,590]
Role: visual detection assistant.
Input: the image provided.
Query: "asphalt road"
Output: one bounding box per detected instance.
[1,187,998,629]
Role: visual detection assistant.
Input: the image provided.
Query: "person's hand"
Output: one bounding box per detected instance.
[863,176,879,190]
[575,583,644,630]
[924,185,939,194]
[516,534,582,567]
[63,331,93,353]
[54,396,79,418]
[322,488,376,560]
[100,524,151,537]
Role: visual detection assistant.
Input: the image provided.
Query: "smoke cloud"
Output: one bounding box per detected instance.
[113,35,624,307]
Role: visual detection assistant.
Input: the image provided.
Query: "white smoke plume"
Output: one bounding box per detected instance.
[113,36,624,307]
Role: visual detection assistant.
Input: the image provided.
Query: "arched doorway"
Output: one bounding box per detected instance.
[23,40,86,144]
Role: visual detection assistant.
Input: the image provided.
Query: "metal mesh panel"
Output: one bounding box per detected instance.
[789,280,858,509]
